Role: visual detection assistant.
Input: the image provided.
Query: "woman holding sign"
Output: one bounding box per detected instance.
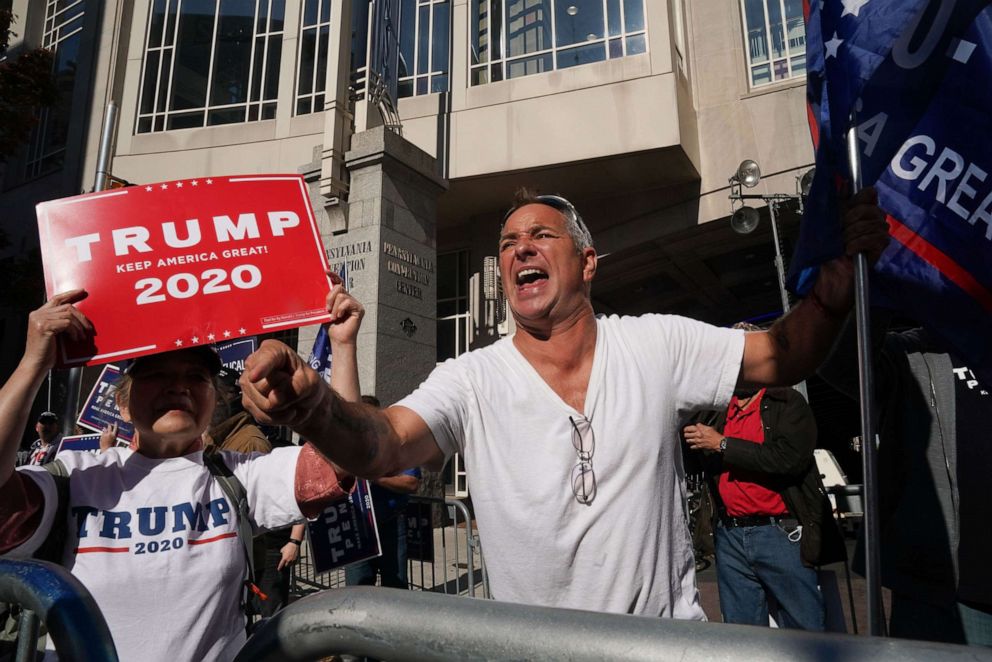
[0,275,362,662]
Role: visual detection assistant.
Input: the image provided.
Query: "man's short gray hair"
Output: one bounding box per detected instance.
[501,188,594,251]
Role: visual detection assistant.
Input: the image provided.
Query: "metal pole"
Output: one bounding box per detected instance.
[61,101,119,437]
[846,118,884,636]
[767,201,791,313]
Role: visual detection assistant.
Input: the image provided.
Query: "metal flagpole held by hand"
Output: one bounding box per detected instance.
[61,101,119,437]
[846,112,884,637]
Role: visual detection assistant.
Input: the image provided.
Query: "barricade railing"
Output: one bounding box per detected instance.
[0,559,117,662]
[290,496,488,599]
[236,586,992,662]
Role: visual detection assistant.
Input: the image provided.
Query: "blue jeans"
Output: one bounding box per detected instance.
[345,514,409,589]
[715,520,825,630]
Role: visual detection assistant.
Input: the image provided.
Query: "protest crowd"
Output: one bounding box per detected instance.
[1,2,991,660]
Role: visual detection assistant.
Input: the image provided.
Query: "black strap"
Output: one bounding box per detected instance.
[202,448,256,584]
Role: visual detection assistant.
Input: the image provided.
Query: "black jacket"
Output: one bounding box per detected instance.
[702,387,846,568]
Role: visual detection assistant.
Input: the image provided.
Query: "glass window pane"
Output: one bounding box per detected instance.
[171,0,215,111]
[743,0,769,65]
[417,5,430,75]
[297,97,311,115]
[157,52,172,112]
[149,0,167,48]
[785,0,805,53]
[767,0,785,59]
[470,0,489,65]
[750,62,771,86]
[471,66,488,85]
[251,36,265,101]
[262,102,277,119]
[507,0,550,57]
[208,107,247,125]
[399,0,416,77]
[138,117,153,133]
[607,0,622,37]
[790,53,806,76]
[271,0,286,32]
[556,0,604,48]
[437,318,456,362]
[210,0,255,106]
[432,2,450,75]
[319,0,330,22]
[315,24,329,92]
[772,58,789,80]
[557,41,605,69]
[416,76,428,94]
[431,73,448,93]
[298,28,316,95]
[167,111,205,130]
[626,33,645,55]
[398,79,414,97]
[304,0,318,26]
[140,51,160,114]
[608,37,622,58]
[506,52,551,78]
[264,38,281,100]
[623,0,644,32]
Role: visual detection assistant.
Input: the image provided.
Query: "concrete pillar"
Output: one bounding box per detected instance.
[328,126,447,405]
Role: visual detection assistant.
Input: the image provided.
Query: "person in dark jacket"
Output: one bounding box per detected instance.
[685,371,845,629]
[821,322,992,645]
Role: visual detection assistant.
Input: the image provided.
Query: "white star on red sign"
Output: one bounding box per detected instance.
[207,333,216,341]
[160,183,168,190]
[176,181,184,188]
[238,327,246,335]
[175,339,183,347]
[191,336,199,344]
[145,186,152,192]
[191,180,199,186]
[206,179,213,185]
[223,330,231,338]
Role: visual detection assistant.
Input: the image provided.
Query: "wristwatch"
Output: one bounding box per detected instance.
[719,438,728,453]
[288,538,303,546]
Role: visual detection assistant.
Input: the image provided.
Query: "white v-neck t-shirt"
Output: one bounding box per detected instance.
[398,314,744,617]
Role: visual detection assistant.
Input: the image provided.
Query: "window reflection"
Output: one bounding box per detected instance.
[470,0,647,86]
[137,0,284,133]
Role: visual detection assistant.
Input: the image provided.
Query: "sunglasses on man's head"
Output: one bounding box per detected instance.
[502,194,589,236]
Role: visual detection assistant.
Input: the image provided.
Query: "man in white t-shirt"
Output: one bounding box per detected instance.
[242,188,888,617]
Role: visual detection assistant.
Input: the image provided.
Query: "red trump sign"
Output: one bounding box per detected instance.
[37,175,332,367]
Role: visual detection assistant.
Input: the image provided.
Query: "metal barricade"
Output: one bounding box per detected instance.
[236,586,992,662]
[0,559,117,662]
[290,496,488,599]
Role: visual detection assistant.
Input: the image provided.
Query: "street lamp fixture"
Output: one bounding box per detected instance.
[727,159,801,315]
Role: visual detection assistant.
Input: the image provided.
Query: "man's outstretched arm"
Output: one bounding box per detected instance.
[241,341,444,478]
[740,187,890,388]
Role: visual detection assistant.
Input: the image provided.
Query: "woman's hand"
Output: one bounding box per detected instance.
[23,290,92,372]
[325,271,364,346]
[99,423,119,452]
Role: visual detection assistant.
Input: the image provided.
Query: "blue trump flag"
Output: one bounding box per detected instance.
[306,261,349,383]
[794,0,992,385]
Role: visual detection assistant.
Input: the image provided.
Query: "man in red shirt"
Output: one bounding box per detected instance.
[685,327,844,629]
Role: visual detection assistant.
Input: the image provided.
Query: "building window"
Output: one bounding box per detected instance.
[295,0,331,115]
[741,0,805,87]
[398,0,450,98]
[136,0,285,134]
[25,0,85,178]
[470,0,647,86]
[437,250,470,363]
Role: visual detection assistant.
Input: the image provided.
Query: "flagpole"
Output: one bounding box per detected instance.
[846,115,885,637]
